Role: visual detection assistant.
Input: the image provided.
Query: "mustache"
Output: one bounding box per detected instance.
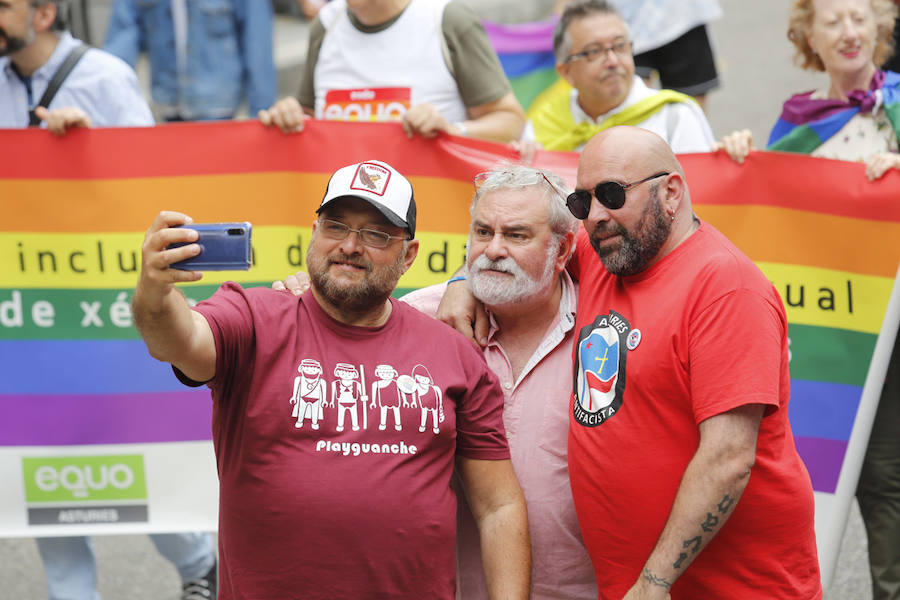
[600,66,628,79]
[326,253,371,272]
[590,223,627,239]
[469,254,520,274]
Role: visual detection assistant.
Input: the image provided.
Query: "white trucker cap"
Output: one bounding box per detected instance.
[318,160,417,238]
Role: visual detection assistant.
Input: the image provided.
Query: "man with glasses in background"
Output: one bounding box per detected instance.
[131,159,530,599]
[518,0,714,155]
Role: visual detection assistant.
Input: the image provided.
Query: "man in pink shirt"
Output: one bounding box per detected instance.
[402,165,598,600]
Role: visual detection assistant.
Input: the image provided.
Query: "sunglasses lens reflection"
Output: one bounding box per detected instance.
[597,182,626,210]
[566,191,590,219]
[566,184,627,218]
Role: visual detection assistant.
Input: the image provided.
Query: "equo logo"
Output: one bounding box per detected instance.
[322,101,407,122]
[23,455,147,503]
[35,463,134,498]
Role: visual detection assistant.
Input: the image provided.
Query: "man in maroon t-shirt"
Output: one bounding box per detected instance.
[131,159,531,599]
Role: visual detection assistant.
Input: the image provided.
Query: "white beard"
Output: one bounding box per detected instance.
[467,242,557,306]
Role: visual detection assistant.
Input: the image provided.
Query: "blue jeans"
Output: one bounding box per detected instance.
[36,533,215,600]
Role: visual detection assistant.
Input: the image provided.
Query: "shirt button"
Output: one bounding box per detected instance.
[504,382,512,390]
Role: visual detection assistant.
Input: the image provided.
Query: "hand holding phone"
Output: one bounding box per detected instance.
[169,222,252,271]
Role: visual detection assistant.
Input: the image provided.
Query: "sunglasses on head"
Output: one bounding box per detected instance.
[566,172,670,219]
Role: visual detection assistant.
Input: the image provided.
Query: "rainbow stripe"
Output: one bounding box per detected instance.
[483,18,559,112]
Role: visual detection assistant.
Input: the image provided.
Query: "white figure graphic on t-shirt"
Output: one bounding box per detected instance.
[411,364,443,434]
[331,362,362,432]
[290,358,326,430]
[371,364,408,431]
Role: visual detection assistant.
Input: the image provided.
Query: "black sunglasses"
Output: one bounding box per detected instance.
[566,172,670,218]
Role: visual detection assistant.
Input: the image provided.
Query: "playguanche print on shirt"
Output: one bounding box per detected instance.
[291,359,445,440]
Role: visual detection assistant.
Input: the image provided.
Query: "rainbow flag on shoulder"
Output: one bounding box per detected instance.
[768,70,900,153]
[483,18,560,112]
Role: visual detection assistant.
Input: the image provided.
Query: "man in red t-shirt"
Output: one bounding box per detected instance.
[437,126,823,598]
[565,126,822,599]
[131,159,530,599]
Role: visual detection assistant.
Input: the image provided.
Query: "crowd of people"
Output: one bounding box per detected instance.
[3,0,900,598]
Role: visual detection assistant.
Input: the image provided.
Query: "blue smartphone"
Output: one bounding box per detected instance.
[169,222,252,271]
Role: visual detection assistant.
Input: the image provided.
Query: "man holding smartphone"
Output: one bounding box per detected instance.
[131,159,530,599]
[1,3,219,598]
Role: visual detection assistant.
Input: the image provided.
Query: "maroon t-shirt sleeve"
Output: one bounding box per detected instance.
[174,282,258,398]
[454,353,509,460]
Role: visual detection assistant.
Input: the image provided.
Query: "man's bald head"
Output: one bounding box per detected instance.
[580,126,683,183]
[578,126,690,218]
[574,126,697,276]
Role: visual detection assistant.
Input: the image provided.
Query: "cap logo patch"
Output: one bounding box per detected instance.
[351,162,391,196]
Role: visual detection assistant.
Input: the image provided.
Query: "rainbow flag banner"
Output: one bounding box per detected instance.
[1,122,898,587]
[0,121,508,539]
[483,18,560,112]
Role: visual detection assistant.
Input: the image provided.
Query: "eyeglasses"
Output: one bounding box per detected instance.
[472,170,569,198]
[564,40,632,64]
[566,172,669,218]
[318,219,408,248]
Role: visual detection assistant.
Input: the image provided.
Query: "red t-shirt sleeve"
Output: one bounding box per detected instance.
[688,287,786,424]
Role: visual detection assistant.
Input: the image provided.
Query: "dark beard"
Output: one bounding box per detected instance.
[307,249,405,314]
[0,27,29,58]
[590,184,671,277]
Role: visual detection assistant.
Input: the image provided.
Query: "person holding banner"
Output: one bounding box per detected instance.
[258,0,527,143]
[0,3,218,600]
[131,159,530,599]
[438,126,823,599]
[0,0,153,131]
[515,0,715,157]
[718,1,900,597]
[717,0,900,180]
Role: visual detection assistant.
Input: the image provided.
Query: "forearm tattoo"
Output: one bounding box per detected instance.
[641,568,673,590]
[672,493,734,571]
